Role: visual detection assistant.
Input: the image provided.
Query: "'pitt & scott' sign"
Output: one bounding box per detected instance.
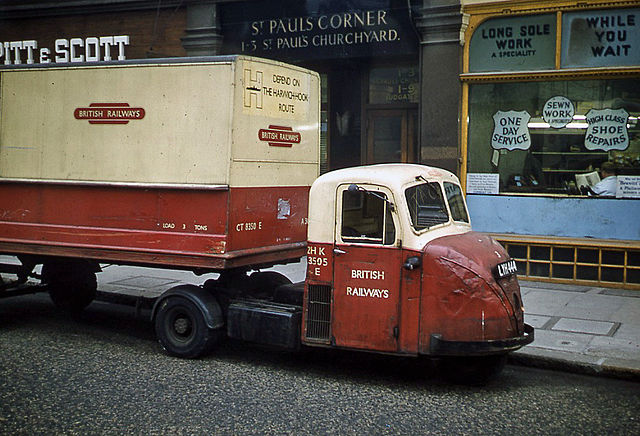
[1,35,130,65]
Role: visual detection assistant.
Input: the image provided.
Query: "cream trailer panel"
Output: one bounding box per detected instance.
[229,57,320,188]
[0,61,234,185]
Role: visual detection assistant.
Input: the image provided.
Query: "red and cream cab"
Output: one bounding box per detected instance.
[302,164,533,362]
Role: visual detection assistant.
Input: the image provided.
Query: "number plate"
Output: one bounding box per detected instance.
[496,259,518,278]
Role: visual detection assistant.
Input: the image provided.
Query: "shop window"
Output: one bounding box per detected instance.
[466,78,640,195]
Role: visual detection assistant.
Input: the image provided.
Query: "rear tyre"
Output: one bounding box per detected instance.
[42,261,97,314]
[155,296,220,358]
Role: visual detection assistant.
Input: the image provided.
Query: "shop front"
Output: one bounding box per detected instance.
[461,0,640,289]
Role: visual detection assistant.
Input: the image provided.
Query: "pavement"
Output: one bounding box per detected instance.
[90,257,640,382]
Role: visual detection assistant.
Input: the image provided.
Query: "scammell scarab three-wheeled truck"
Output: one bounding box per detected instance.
[0,56,532,379]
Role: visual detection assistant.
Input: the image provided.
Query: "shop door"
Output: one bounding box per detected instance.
[366,109,417,164]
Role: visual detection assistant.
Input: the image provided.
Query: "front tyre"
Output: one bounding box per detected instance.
[155,296,220,358]
[441,354,508,385]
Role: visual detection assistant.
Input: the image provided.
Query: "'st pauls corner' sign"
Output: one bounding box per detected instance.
[220,0,418,61]
[0,35,130,65]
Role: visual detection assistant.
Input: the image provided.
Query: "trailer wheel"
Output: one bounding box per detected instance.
[155,296,220,359]
[42,261,97,314]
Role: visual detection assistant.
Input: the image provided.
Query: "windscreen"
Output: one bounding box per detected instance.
[405,183,449,231]
[444,182,469,223]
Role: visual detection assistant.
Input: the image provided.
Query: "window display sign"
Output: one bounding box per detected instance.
[467,173,500,194]
[491,110,531,150]
[469,14,556,72]
[561,8,640,68]
[584,108,629,151]
[220,0,418,61]
[542,96,575,129]
[617,176,640,198]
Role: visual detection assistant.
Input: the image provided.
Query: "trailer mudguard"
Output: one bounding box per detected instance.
[151,284,224,330]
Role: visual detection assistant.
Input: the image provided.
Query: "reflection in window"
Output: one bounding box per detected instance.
[444,182,470,223]
[341,189,395,245]
[405,183,449,231]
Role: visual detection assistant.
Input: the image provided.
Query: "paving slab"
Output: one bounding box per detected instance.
[551,318,617,336]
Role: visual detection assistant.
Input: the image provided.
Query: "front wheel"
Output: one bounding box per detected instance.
[154,296,220,358]
[440,354,508,385]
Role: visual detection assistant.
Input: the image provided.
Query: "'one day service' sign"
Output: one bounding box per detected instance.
[492,110,531,150]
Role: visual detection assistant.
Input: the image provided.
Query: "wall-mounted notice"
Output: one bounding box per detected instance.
[617,176,640,198]
[491,110,531,150]
[467,173,500,194]
[561,8,640,68]
[584,108,629,151]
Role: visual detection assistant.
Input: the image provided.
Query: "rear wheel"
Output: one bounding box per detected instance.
[42,260,97,314]
[155,296,221,358]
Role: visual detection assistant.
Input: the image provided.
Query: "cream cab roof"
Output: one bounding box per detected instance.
[307,164,472,250]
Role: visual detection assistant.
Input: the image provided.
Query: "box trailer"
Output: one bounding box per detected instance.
[0,56,319,271]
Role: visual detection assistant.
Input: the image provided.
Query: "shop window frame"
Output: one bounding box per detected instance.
[459,1,640,193]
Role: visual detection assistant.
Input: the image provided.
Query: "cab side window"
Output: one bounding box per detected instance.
[341,190,395,245]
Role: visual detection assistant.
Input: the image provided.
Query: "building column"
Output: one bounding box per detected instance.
[181,1,223,56]
[415,0,468,176]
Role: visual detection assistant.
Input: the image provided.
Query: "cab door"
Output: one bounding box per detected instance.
[331,184,402,352]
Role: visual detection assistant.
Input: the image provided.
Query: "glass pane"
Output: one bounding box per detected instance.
[601,267,623,282]
[405,183,449,231]
[506,244,527,259]
[561,8,640,68]
[369,66,419,104]
[529,262,550,277]
[341,189,394,245]
[531,245,550,261]
[602,250,625,266]
[577,248,599,264]
[629,251,640,266]
[552,264,574,279]
[577,265,598,280]
[467,78,640,195]
[444,182,470,223]
[469,14,556,72]
[553,247,575,262]
[372,116,402,163]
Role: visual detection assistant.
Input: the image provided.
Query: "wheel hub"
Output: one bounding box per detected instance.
[173,317,191,335]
